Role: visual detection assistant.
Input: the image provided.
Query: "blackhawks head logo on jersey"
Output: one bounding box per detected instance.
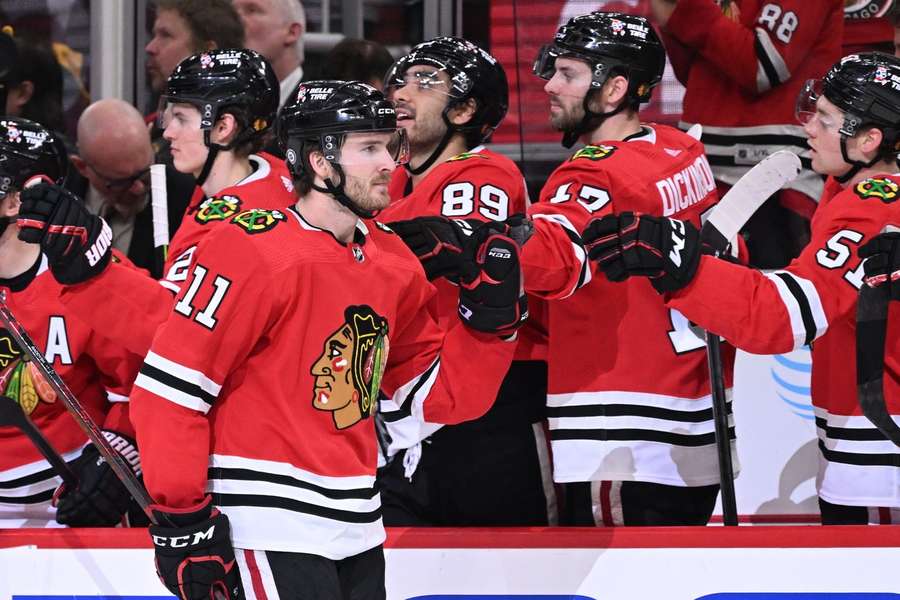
[311,306,389,430]
[0,330,56,415]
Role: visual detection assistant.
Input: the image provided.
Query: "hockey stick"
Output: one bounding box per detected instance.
[699,150,802,526]
[856,224,900,447]
[0,394,78,489]
[0,300,164,524]
[686,123,702,141]
[150,164,169,279]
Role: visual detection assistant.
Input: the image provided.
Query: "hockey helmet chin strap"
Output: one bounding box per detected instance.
[405,99,479,176]
[305,148,380,220]
[835,135,883,185]
[561,92,627,149]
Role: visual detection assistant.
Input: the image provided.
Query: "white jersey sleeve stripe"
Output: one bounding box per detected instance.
[144,351,223,397]
[134,371,212,414]
[765,270,828,349]
[532,213,592,296]
[754,28,791,93]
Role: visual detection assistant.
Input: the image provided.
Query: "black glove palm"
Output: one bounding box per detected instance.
[859,231,900,300]
[582,212,701,294]
[150,498,243,600]
[17,183,112,285]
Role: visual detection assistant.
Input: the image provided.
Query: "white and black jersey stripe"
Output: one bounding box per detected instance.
[815,407,900,508]
[754,28,791,93]
[531,213,592,297]
[547,390,738,487]
[134,351,222,413]
[0,445,86,525]
[208,454,385,559]
[377,357,442,463]
[765,270,829,349]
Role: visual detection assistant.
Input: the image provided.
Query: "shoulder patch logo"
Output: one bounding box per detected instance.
[570,144,616,161]
[447,151,488,162]
[231,208,286,234]
[195,195,242,224]
[311,306,390,430]
[854,177,899,203]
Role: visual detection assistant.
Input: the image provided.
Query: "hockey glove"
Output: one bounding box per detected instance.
[458,225,528,336]
[386,216,479,282]
[582,212,701,294]
[150,497,243,600]
[54,430,142,527]
[859,231,900,301]
[17,182,113,285]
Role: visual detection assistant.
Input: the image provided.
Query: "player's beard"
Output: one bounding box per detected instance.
[344,172,392,213]
[407,113,448,158]
[549,101,585,132]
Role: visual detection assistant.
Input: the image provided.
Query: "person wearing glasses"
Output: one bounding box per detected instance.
[71,98,193,279]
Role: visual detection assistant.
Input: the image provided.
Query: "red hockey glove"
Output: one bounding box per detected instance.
[859,231,900,301]
[386,216,480,282]
[582,212,701,294]
[457,224,528,336]
[54,430,142,527]
[149,497,243,600]
[17,182,112,285]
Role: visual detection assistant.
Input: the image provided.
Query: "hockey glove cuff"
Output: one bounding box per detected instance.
[582,212,701,294]
[859,231,900,301]
[386,216,480,282]
[17,182,112,285]
[149,496,243,600]
[54,429,142,527]
[458,227,528,337]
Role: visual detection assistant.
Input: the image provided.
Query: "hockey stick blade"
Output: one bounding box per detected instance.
[701,150,802,253]
[0,299,163,524]
[686,123,702,141]
[856,224,900,447]
[0,394,78,488]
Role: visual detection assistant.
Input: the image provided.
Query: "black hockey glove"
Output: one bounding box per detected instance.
[859,231,900,301]
[150,497,243,600]
[457,225,528,337]
[582,212,701,294]
[386,216,480,282]
[54,430,142,527]
[17,182,113,285]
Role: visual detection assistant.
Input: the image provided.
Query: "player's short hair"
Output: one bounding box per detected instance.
[273,0,306,64]
[154,0,245,53]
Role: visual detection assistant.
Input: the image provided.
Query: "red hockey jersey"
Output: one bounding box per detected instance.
[0,255,144,525]
[129,207,516,558]
[663,0,843,200]
[522,125,737,487]
[668,174,900,507]
[59,152,296,357]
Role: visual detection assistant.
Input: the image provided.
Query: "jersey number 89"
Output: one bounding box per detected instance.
[442,182,509,221]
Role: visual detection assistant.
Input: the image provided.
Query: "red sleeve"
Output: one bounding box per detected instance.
[129,227,280,508]
[522,154,615,299]
[660,29,697,85]
[666,0,837,94]
[666,185,899,354]
[379,268,517,425]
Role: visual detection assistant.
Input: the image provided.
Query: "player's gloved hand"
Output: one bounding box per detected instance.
[859,231,900,301]
[150,496,243,600]
[54,430,142,527]
[582,212,701,294]
[457,224,528,337]
[17,182,113,285]
[386,216,480,282]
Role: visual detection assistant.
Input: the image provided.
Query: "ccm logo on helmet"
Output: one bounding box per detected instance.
[85,222,113,267]
[152,525,216,548]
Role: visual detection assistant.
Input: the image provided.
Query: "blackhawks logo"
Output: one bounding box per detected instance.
[311,306,389,430]
[231,208,286,234]
[854,177,899,203]
[571,144,616,161]
[447,151,488,162]
[195,195,242,224]
[0,331,56,416]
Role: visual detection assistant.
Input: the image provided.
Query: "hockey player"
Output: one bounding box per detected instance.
[650,0,843,267]
[129,81,525,599]
[0,117,144,527]
[19,49,293,358]
[584,52,900,525]
[389,12,735,526]
[376,37,551,526]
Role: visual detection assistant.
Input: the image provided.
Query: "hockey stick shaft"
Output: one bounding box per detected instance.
[704,334,738,524]
[0,394,78,489]
[0,300,160,524]
[150,164,169,278]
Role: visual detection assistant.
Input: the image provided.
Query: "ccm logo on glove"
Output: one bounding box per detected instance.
[152,524,218,548]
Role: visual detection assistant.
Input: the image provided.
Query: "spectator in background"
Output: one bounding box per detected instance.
[145,0,245,95]
[321,38,394,90]
[233,0,305,108]
[2,33,66,140]
[651,0,843,269]
[0,28,15,111]
[71,99,192,279]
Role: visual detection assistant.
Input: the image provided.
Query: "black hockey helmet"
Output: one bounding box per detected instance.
[278,80,408,218]
[0,117,68,200]
[384,37,509,173]
[534,12,666,147]
[796,52,900,181]
[160,48,278,184]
